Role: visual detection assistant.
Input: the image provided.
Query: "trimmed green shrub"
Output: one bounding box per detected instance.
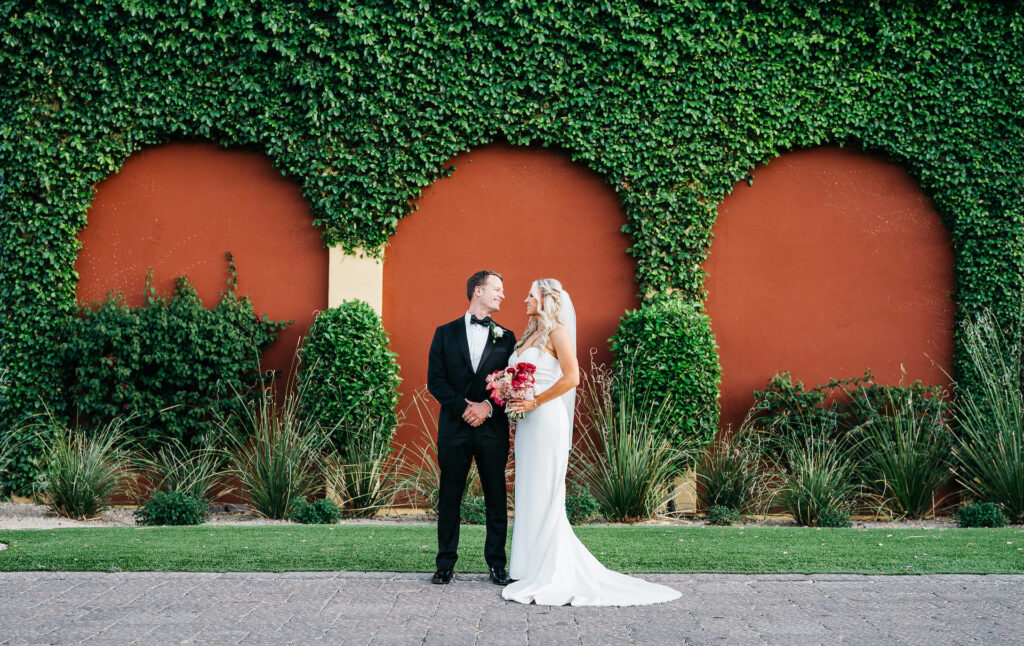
[706,505,741,526]
[814,509,852,529]
[63,258,287,452]
[135,491,209,526]
[299,301,401,454]
[956,502,1008,528]
[289,498,341,525]
[461,494,487,525]
[566,485,601,525]
[610,299,720,449]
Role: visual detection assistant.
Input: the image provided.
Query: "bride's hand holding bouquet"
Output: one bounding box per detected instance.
[485,362,537,422]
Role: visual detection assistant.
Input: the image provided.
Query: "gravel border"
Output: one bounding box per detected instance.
[0,501,969,530]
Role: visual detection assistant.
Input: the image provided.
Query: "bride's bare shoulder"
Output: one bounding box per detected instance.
[549,325,571,345]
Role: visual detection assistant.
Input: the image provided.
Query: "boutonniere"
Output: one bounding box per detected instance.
[489,322,504,344]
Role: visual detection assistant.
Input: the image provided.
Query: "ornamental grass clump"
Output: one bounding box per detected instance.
[0,413,12,499]
[574,363,693,523]
[32,416,135,520]
[401,437,443,515]
[134,439,225,504]
[220,380,328,520]
[951,311,1024,523]
[775,433,859,528]
[325,415,406,519]
[853,391,952,519]
[397,390,444,513]
[696,420,773,515]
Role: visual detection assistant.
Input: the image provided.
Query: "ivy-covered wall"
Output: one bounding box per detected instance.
[2,1,1022,440]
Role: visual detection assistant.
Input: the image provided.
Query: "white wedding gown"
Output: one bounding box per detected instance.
[502,347,682,606]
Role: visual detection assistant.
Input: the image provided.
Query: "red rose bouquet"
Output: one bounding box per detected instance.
[485,362,537,422]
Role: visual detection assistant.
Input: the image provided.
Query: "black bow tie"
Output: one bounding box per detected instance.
[470,315,492,327]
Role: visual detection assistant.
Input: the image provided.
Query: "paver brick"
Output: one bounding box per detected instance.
[0,572,1020,645]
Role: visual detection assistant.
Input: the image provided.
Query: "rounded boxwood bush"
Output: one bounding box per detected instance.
[135,490,208,526]
[289,498,341,525]
[298,301,401,453]
[956,502,1008,528]
[814,509,852,528]
[610,298,720,449]
[566,485,601,525]
[706,505,741,526]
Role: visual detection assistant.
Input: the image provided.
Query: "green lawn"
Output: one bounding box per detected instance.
[1,525,1022,574]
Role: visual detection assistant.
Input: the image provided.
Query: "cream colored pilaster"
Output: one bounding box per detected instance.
[327,247,383,314]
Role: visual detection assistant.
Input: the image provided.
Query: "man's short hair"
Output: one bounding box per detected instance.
[467,270,502,301]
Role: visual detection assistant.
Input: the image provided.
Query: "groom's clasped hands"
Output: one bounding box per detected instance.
[461,398,491,428]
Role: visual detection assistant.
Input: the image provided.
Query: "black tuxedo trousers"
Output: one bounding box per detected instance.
[427,317,516,570]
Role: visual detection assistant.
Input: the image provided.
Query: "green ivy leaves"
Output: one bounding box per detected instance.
[0,1,1021,473]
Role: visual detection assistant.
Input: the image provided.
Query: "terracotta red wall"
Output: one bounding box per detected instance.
[77,142,952,453]
[383,143,637,448]
[703,146,955,432]
[75,142,328,378]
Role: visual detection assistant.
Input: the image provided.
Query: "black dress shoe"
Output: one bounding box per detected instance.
[489,566,512,586]
[432,568,454,584]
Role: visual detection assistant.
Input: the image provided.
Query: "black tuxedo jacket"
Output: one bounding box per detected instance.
[427,317,517,439]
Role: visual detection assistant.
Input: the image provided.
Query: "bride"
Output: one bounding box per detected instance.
[502,278,681,606]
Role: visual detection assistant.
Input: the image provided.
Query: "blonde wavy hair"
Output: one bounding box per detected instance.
[516,278,564,352]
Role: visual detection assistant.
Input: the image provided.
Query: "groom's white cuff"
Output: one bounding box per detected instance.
[485,401,493,417]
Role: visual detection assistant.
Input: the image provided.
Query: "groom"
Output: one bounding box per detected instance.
[427,270,517,585]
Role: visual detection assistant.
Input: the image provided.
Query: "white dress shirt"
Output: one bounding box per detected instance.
[465,312,489,373]
[465,312,494,416]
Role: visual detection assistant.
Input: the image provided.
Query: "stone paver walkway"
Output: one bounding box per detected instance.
[1,572,1020,645]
